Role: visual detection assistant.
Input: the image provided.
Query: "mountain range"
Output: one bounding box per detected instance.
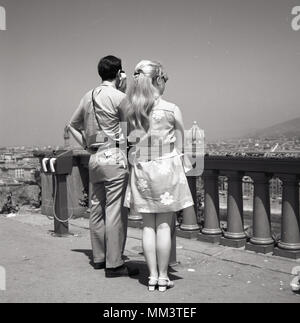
[246,117,300,139]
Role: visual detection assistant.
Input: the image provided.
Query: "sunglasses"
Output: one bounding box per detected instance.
[133,71,169,83]
[162,75,169,83]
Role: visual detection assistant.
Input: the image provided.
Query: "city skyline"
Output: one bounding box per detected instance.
[1,0,300,146]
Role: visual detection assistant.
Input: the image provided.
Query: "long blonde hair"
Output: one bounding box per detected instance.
[123,60,167,132]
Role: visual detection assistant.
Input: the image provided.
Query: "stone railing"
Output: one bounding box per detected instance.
[200,155,300,259]
[35,149,300,259]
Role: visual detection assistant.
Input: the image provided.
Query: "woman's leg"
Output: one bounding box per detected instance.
[156,213,175,278]
[142,213,158,278]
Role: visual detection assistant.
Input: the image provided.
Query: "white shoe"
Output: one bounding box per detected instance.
[158,277,174,292]
[148,277,158,292]
[291,276,300,292]
[291,266,300,292]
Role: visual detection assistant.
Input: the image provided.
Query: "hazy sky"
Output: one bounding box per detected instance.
[0,0,300,147]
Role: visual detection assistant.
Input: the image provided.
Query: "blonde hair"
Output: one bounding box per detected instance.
[123,60,167,132]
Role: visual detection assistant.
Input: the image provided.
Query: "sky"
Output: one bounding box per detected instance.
[0,0,300,147]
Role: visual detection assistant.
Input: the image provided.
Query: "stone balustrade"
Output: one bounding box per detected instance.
[36,150,300,259]
[200,155,300,259]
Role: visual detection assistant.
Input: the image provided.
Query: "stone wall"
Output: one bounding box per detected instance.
[0,184,40,210]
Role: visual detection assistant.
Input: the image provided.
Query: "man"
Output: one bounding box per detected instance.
[68,55,138,278]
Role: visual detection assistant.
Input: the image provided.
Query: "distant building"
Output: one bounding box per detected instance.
[0,148,39,186]
[270,178,282,199]
[243,177,254,197]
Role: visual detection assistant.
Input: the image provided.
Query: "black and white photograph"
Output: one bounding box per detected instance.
[0,0,300,307]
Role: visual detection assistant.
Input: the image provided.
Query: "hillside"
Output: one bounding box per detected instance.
[247,117,300,139]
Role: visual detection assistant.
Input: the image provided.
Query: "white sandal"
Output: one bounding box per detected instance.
[158,277,174,292]
[148,277,158,292]
[291,266,300,292]
[291,276,300,292]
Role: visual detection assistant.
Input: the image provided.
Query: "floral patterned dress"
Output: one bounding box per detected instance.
[124,99,194,214]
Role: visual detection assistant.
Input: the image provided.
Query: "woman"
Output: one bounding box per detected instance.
[121,60,194,292]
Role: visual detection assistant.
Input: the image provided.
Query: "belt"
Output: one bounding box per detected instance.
[89,142,121,152]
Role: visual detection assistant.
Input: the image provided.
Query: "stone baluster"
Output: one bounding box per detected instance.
[246,173,274,254]
[179,177,200,238]
[198,170,222,243]
[221,171,247,248]
[274,174,300,259]
[128,207,143,229]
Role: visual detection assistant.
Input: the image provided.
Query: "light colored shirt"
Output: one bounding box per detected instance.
[70,82,126,149]
[124,98,180,162]
[149,98,178,146]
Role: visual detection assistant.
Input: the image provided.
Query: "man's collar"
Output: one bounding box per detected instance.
[101,81,116,88]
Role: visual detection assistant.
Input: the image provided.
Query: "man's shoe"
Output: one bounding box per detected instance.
[105,265,139,278]
[94,262,106,270]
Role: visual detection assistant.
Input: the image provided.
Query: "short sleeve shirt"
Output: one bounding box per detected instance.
[70,82,126,149]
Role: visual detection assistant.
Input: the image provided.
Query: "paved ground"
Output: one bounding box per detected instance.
[0,209,300,303]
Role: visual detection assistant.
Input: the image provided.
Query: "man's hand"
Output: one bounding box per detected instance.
[117,71,127,93]
[68,124,85,149]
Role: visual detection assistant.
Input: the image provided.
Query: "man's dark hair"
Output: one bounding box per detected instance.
[98,55,122,81]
